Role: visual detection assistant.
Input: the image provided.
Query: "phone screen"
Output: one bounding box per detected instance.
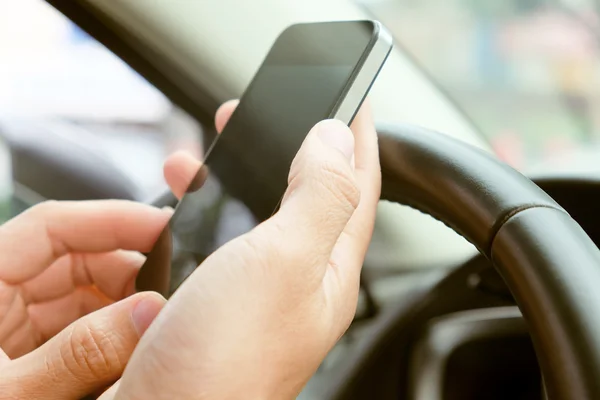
[138,21,377,295]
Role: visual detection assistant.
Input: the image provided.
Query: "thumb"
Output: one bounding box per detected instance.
[274,119,360,265]
[0,292,165,400]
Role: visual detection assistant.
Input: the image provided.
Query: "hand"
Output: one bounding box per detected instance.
[0,101,239,399]
[109,99,381,399]
[0,201,169,398]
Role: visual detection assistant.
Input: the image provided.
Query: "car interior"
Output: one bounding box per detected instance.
[2,0,600,399]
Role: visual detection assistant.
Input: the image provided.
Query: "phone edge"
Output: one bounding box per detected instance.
[268,22,393,218]
[331,21,393,125]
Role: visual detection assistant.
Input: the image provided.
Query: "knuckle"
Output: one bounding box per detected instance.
[62,322,124,381]
[287,150,361,216]
[315,161,360,212]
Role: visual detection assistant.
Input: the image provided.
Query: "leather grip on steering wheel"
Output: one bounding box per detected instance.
[378,123,600,400]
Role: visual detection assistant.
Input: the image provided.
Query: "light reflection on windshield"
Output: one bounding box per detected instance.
[358,0,600,172]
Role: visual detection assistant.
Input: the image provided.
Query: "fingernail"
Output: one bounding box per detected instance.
[317,120,354,161]
[132,293,166,336]
[160,207,175,219]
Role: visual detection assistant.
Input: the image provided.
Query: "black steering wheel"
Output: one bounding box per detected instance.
[365,123,600,400]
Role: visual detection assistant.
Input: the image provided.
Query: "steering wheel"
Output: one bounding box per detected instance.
[360,123,600,400]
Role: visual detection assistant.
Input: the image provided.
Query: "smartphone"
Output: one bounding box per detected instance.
[137,20,393,296]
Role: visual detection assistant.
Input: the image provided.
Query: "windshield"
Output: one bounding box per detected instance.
[358,0,600,173]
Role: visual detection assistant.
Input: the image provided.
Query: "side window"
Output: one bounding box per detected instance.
[0,0,204,221]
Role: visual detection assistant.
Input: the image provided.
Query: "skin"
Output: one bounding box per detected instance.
[0,99,380,400]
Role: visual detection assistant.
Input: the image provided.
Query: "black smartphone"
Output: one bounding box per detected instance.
[137,20,393,296]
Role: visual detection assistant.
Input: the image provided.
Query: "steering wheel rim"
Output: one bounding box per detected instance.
[375,123,600,400]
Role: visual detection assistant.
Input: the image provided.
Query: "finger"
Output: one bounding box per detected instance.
[27,286,113,341]
[2,286,116,358]
[270,119,359,269]
[215,99,239,133]
[163,99,239,199]
[7,253,143,355]
[0,296,10,360]
[0,292,165,400]
[21,250,145,305]
[331,101,381,280]
[163,151,202,199]
[0,283,38,358]
[0,200,172,284]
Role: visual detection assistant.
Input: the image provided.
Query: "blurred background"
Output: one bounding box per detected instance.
[359,0,600,172]
[0,0,204,222]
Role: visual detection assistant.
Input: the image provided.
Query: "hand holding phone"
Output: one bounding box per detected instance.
[137,20,392,296]
[115,99,383,400]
